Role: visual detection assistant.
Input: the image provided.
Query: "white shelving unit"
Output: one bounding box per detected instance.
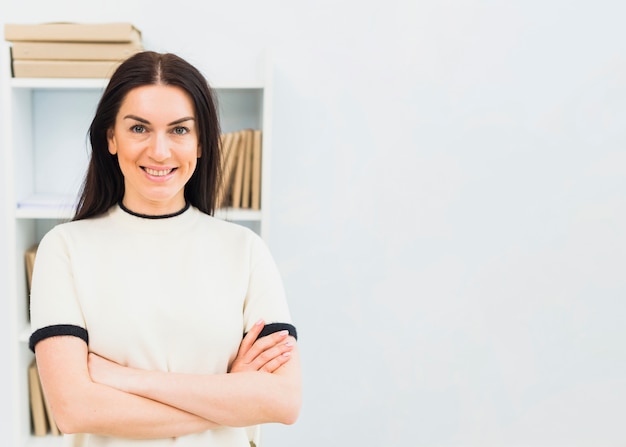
[0,45,273,446]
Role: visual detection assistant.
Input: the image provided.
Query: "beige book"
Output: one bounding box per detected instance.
[216,132,233,208]
[11,41,143,61]
[241,130,253,209]
[13,60,122,78]
[4,22,142,43]
[28,360,47,436]
[42,384,60,436]
[230,130,249,209]
[220,131,242,208]
[24,244,38,294]
[250,130,262,210]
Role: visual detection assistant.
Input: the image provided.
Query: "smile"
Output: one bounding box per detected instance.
[143,167,175,176]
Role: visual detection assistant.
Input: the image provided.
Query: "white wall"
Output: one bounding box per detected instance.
[2,1,626,446]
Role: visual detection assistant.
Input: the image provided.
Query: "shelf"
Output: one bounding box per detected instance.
[10,77,265,90]
[10,77,109,90]
[24,435,63,447]
[18,324,30,343]
[16,195,262,221]
[16,195,77,219]
[19,326,30,344]
[214,208,262,221]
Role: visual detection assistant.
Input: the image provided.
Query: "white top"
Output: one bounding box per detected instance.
[29,204,294,447]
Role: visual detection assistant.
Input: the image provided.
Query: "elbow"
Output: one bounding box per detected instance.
[52,406,80,435]
[251,383,301,426]
[276,389,302,425]
[280,406,300,426]
[50,399,93,435]
[55,419,77,436]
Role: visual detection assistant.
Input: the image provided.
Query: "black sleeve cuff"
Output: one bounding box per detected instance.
[29,324,89,353]
[246,322,298,341]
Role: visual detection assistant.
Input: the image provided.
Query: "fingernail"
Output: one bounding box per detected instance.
[279,330,289,337]
[282,352,291,357]
[256,319,264,326]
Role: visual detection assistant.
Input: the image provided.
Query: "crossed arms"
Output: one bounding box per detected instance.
[34,320,301,439]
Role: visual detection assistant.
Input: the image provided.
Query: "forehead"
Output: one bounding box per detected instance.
[118,84,195,119]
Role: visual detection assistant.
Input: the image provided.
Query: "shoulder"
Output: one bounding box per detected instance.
[194,209,262,243]
[38,210,113,249]
[191,209,273,260]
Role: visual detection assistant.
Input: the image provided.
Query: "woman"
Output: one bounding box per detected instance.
[28,51,301,446]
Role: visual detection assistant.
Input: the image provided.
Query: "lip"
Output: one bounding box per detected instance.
[141,166,177,182]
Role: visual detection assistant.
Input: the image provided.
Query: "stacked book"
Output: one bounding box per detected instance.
[218,129,263,210]
[28,359,61,437]
[4,22,143,78]
[25,246,60,436]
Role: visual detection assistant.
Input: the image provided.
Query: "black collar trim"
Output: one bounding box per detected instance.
[118,201,190,219]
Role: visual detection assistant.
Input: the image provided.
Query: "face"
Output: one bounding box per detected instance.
[107,84,201,215]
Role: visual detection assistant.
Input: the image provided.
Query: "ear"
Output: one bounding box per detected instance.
[197,144,202,158]
[107,128,117,155]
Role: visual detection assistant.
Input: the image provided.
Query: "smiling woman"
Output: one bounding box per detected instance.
[107,84,201,215]
[27,51,301,447]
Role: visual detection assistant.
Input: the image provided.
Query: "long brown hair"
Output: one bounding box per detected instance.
[73,51,222,220]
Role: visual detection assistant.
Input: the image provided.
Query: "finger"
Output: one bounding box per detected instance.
[260,350,293,373]
[242,330,290,365]
[239,319,266,356]
[248,339,294,370]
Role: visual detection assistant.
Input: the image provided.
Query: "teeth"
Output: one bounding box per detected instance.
[145,167,173,176]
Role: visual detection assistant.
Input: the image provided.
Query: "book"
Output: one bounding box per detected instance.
[28,359,47,436]
[216,132,233,208]
[24,244,38,294]
[12,59,122,78]
[250,130,262,210]
[230,130,249,209]
[214,129,263,209]
[42,384,61,436]
[241,130,253,209]
[4,22,142,43]
[11,41,143,61]
[220,131,242,208]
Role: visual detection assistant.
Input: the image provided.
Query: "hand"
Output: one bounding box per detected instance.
[229,320,295,374]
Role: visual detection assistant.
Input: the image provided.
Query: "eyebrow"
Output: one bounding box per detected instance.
[123,114,195,126]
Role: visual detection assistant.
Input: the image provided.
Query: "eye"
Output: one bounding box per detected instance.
[131,124,146,133]
[172,126,189,135]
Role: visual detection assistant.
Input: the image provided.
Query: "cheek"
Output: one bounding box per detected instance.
[185,145,200,169]
[113,148,136,175]
[188,156,199,173]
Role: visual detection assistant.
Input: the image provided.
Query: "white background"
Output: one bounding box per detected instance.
[1,1,626,446]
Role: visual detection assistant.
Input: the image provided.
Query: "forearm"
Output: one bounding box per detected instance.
[57,379,219,437]
[117,343,301,427]
[36,337,220,438]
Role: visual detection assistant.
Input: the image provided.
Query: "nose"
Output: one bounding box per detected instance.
[148,132,171,161]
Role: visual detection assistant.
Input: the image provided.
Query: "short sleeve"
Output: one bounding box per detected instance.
[29,226,87,351]
[242,233,294,335]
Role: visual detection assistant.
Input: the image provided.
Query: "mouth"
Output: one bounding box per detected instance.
[142,167,176,177]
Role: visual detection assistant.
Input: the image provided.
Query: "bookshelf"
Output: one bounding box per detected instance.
[0,43,273,446]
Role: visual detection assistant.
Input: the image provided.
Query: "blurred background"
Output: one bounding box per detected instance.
[1,1,626,446]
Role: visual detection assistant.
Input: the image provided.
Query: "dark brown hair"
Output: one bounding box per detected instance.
[73,51,222,220]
